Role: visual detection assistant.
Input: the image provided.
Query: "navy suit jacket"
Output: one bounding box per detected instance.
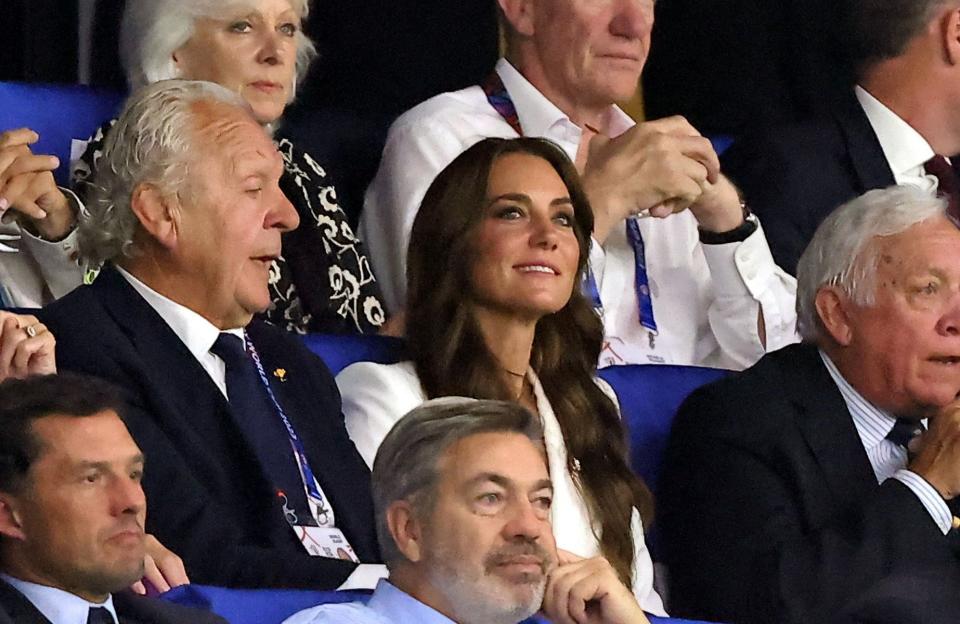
[722,93,897,275]
[660,343,960,624]
[39,266,380,590]
[0,580,226,624]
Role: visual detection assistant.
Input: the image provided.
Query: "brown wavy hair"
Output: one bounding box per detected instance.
[405,136,653,586]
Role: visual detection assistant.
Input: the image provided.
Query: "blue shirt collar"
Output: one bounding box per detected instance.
[368,580,455,623]
[0,573,118,624]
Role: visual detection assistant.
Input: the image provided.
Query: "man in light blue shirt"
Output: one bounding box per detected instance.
[285,398,650,624]
[0,373,224,624]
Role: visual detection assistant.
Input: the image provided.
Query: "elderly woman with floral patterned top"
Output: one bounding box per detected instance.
[72,0,386,334]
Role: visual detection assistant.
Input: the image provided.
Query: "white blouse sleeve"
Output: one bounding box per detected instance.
[336,361,426,468]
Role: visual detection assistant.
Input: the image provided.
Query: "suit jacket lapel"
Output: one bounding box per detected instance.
[787,345,879,504]
[91,266,244,485]
[833,93,897,193]
[95,265,232,409]
[0,580,52,624]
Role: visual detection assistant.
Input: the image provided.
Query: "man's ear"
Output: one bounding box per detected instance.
[130,183,181,251]
[0,493,26,541]
[497,0,536,37]
[386,501,424,563]
[815,287,855,347]
[937,7,960,65]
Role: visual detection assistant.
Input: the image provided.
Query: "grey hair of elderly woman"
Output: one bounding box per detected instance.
[371,397,544,567]
[120,0,317,93]
[78,80,250,266]
[796,185,949,342]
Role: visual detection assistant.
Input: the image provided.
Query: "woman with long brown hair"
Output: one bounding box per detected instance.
[337,136,663,614]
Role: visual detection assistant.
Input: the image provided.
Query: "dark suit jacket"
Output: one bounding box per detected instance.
[659,343,960,624]
[39,266,380,590]
[722,93,897,275]
[0,580,226,624]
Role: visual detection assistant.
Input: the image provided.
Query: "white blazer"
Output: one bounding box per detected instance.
[336,360,667,616]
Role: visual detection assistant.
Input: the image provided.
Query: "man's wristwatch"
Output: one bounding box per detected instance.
[698,201,758,244]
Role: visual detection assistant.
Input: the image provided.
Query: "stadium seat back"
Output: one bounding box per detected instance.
[598,364,730,498]
[0,81,124,184]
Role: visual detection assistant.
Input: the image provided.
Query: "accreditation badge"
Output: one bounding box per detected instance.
[295,525,360,562]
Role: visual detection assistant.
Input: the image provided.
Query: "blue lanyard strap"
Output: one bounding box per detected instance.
[626,219,658,333]
[481,71,523,136]
[244,335,328,522]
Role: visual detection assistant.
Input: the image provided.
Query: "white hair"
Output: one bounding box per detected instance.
[796,185,949,341]
[120,0,317,96]
[78,80,249,266]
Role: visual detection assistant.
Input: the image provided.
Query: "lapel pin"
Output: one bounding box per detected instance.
[273,368,288,382]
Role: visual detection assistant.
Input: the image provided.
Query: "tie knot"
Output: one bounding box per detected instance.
[210,332,247,369]
[925,154,952,176]
[87,606,115,624]
[886,417,925,450]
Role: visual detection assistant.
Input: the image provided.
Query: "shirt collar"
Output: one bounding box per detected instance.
[855,85,935,177]
[495,58,634,141]
[818,349,898,452]
[115,265,243,359]
[368,580,456,623]
[0,573,118,624]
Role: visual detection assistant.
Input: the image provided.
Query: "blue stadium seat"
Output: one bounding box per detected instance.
[598,364,730,498]
[301,333,406,375]
[709,135,735,156]
[0,81,124,184]
[299,334,729,499]
[162,583,714,623]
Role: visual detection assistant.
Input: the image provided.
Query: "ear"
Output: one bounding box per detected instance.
[386,501,424,563]
[938,7,960,65]
[814,287,855,347]
[497,0,536,38]
[130,183,181,251]
[0,493,26,541]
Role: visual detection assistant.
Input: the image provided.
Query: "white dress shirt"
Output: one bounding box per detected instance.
[819,350,954,534]
[335,360,667,615]
[362,58,798,369]
[0,188,85,308]
[855,85,940,191]
[116,267,387,590]
[116,265,240,398]
[1,573,118,624]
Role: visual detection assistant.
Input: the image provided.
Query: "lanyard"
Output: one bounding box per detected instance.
[481,72,658,335]
[244,334,331,527]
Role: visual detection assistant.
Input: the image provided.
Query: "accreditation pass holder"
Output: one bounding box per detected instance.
[245,335,360,563]
[295,526,360,562]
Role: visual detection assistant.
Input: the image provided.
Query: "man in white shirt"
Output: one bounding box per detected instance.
[0,128,84,308]
[361,0,798,370]
[660,186,960,624]
[39,80,385,592]
[724,0,960,275]
[286,398,651,624]
[0,373,225,624]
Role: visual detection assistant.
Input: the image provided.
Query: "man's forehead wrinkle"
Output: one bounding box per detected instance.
[187,104,279,178]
